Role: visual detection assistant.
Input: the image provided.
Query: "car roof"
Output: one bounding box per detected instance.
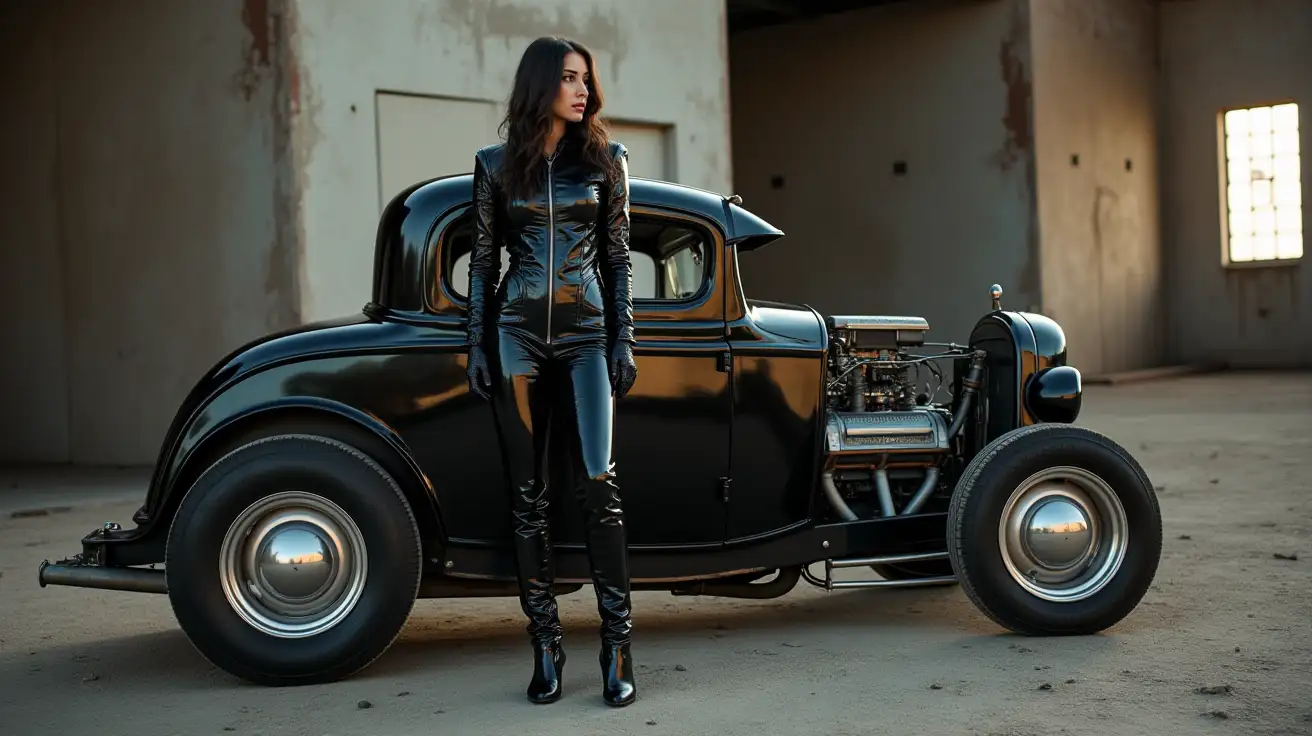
[370,173,785,312]
[381,173,782,250]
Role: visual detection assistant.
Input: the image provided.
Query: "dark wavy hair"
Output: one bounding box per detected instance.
[498,36,616,201]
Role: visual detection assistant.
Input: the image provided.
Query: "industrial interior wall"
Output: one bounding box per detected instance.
[289,0,733,323]
[1029,0,1163,376]
[0,5,66,462]
[0,0,294,464]
[728,0,1038,347]
[1160,0,1312,367]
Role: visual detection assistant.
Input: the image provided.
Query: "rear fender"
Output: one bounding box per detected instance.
[120,398,444,565]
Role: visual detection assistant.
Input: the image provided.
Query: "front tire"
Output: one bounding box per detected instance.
[166,434,422,686]
[947,424,1161,635]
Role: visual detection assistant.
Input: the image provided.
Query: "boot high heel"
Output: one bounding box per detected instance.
[600,642,636,707]
[527,639,566,704]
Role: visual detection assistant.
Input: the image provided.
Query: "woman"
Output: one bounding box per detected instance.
[465,36,639,708]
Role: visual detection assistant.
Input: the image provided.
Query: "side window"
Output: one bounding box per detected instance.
[442,213,710,304]
[651,227,706,300]
[631,251,656,299]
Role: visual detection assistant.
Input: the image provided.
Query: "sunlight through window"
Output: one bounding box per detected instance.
[1222,103,1302,264]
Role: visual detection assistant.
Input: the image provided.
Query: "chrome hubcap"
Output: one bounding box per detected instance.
[219,491,367,638]
[998,466,1127,603]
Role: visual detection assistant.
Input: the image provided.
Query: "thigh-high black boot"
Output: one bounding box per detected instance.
[560,340,636,707]
[493,329,565,704]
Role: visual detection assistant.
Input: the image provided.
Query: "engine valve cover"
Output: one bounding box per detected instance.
[825,410,950,455]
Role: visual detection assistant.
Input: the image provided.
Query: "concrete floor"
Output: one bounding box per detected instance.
[1,371,1310,736]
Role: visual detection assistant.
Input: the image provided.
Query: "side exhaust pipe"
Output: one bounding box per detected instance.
[670,566,803,599]
[38,560,168,594]
[801,551,957,591]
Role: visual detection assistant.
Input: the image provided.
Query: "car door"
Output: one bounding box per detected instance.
[548,208,732,548]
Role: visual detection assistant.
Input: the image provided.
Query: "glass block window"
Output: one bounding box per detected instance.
[1221,103,1302,264]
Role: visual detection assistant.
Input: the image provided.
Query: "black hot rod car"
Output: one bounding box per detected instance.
[38,173,1162,686]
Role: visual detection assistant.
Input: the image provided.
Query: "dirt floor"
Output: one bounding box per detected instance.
[1,371,1309,736]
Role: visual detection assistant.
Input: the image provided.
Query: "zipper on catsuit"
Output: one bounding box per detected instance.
[545,151,556,345]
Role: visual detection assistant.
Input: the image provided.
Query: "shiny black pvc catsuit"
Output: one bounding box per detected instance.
[465,136,639,707]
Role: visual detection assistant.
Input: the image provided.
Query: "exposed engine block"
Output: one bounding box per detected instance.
[821,314,985,520]
[825,314,936,414]
[825,410,950,456]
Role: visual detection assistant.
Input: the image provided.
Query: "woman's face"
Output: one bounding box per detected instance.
[552,51,590,123]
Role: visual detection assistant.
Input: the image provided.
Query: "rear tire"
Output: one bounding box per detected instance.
[166,434,422,686]
[947,424,1161,635]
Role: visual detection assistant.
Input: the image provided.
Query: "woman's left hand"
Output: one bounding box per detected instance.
[608,341,638,399]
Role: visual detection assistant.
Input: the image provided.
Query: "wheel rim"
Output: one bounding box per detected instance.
[997,466,1128,603]
[219,491,368,638]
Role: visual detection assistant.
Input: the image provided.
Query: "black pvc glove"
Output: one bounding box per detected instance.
[609,341,637,399]
[467,345,493,401]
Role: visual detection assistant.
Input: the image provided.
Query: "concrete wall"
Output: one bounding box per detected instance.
[289,0,733,323]
[728,0,1038,348]
[1160,0,1312,367]
[0,5,67,463]
[0,0,295,464]
[1030,0,1164,375]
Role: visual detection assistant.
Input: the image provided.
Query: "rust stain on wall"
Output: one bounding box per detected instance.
[995,3,1032,172]
[267,0,305,329]
[237,0,272,102]
[242,0,271,65]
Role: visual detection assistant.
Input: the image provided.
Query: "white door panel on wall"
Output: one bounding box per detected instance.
[376,92,502,208]
[608,122,670,181]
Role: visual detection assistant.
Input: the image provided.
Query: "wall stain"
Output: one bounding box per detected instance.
[237,0,272,102]
[436,0,626,83]
[995,0,1033,173]
[268,0,304,329]
[994,0,1039,317]
[1092,185,1123,373]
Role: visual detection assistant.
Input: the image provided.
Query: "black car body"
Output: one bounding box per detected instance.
[39,173,1162,686]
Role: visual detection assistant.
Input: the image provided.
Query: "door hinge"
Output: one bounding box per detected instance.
[720,476,732,503]
[717,350,733,373]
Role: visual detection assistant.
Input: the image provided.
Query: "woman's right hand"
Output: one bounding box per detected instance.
[467,345,493,400]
